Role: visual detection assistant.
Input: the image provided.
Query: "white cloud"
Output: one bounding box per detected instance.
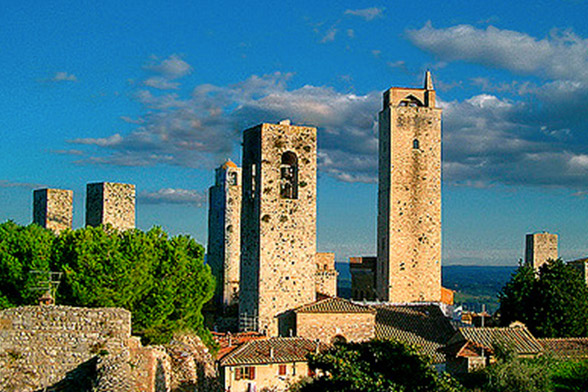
[143,77,180,90]
[144,54,192,79]
[139,188,207,207]
[408,22,588,83]
[321,27,338,43]
[344,7,384,21]
[49,72,77,82]
[0,180,46,189]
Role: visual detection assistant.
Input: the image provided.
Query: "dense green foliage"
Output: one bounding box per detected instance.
[0,221,215,344]
[550,359,588,392]
[481,343,552,392]
[498,259,588,337]
[291,339,463,392]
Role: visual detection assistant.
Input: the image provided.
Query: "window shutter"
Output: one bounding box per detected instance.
[250,366,256,380]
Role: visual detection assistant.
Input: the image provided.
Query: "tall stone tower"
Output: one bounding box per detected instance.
[525,232,558,270]
[33,188,73,233]
[208,160,242,308]
[239,121,317,336]
[376,71,442,303]
[86,182,135,231]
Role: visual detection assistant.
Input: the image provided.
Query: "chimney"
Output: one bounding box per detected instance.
[315,339,320,354]
[228,332,232,347]
[270,347,274,359]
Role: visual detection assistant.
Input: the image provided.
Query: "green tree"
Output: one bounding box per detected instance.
[53,225,215,344]
[0,221,55,308]
[291,340,463,392]
[498,259,588,338]
[0,221,215,345]
[482,342,552,392]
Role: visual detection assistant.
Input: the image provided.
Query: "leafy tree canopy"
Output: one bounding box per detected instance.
[291,339,463,392]
[0,221,215,345]
[498,259,588,338]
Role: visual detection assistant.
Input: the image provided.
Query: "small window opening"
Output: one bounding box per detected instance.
[399,95,423,107]
[250,164,257,199]
[280,151,298,199]
[228,171,238,186]
[413,139,420,149]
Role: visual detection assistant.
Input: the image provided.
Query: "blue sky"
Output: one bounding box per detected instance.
[3,0,588,265]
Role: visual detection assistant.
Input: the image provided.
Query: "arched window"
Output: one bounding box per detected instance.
[399,95,423,107]
[228,171,238,186]
[413,139,420,149]
[280,151,298,199]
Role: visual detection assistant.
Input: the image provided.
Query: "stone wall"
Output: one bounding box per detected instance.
[377,73,442,303]
[33,188,73,233]
[0,306,217,392]
[0,305,132,392]
[296,312,375,343]
[315,253,337,297]
[240,122,317,336]
[208,162,242,308]
[86,182,135,230]
[525,232,558,270]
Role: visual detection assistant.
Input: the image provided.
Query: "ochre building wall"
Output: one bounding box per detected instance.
[222,361,309,392]
[296,312,375,343]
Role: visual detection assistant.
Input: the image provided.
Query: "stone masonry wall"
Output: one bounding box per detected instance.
[0,305,132,392]
[33,188,73,233]
[208,164,242,307]
[86,182,135,230]
[240,122,317,336]
[296,312,375,343]
[377,79,442,303]
[525,232,558,270]
[315,252,338,297]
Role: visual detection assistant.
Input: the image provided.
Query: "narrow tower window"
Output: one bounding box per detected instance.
[413,139,420,149]
[228,171,238,186]
[280,151,298,199]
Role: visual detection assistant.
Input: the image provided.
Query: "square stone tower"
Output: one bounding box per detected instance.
[86,182,135,231]
[376,71,442,303]
[33,188,73,233]
[315,252,338,297]
[239,121,317,336]
[208,160,242,308]
[525,232,558,270]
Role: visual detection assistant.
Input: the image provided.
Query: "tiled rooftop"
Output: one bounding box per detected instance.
[295,297,376,314]
[539,337,588,359]
[219,337,331,366]
[373,304,455,364]
[446,326,543,357]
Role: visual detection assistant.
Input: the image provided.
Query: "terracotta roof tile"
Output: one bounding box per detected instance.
[446,326,543,357]
[219,337,331,366]
[294,297,376,314]
[373,304,455,364]
[539,337,588,359]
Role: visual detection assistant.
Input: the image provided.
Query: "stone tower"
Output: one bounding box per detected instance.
[525,232,558,270]
[33,188,73,233]
[86,182,135,231]
[239,121,317,336]
[207,160,242,308]
[376,71,442,303]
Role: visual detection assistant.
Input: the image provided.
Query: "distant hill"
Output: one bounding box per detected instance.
[336,262,516,313]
